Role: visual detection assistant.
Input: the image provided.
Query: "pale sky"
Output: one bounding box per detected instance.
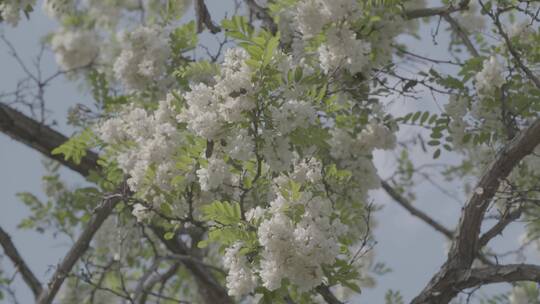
[0,1,535,303]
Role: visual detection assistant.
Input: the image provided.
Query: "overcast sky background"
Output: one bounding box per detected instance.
[0,1,537,303]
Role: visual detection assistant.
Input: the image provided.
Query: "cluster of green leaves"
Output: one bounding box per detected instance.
[222,16,280,70]
[398,111,451,158]
[17,161,103,236]
[385,289,404,304]
[198,201,258,252]
[51,128,95,165]
[88,70,129,110]
[169,20,198,65]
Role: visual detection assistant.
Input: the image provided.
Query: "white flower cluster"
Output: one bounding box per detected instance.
[178,48,254,140]
[223,242,258,296]
[444,95,470,148]
[51,28,100,70]
[97,96,183,206]
[292,0,371,75]
[261,100,317,172]
[318,27,371,75]
[259,192,347,291]
[456,2,485,33]
[42,0,74,19]
[329,120,395,193]
[0,0,36,26]
[223,191,347,296]
[196,157,231,191]
[509,285,529,304]
[475,56,505,98]
[113,26,171,91]
[131,203,150,222]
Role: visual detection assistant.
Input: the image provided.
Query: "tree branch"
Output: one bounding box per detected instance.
[0,103,232,304]
[0,226,42,298]
[412,118,540,303]
[36,191,123,304]
[381,181,454,239]
[404,0,471,19]
[0,103,99,177]
[151,226,233,304]
[490,7,540,89]
[449,264,540,291]
[442,13,480,57]
[244,0,277,34]
[315,285,343,304]
[136,262,180,304]
[194,0,221,34]
[479,207,522,248]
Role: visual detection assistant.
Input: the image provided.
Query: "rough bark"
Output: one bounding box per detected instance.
[411,118,540,303]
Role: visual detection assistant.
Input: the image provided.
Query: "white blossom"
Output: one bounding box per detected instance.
[223,242,258,297]
[295,0,329,38]
[0,0,36,26]
[225,129,255,161]
[475,56,505,98]
[318,27,371,75]
[179,48,254,139]
[509,286,529,304]
[113,26,170,91]
[270,100,317,135]
[132,203,150,222]
[51,29,99,70]
[257,192,346,292]
[196,157,230,191]
[318,0,359,21]
[42,0,74,19]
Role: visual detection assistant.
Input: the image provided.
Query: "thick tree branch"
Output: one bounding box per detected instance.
[457,264,540,287]
[0,226,43,298]
[0,104,231,304]
[136,262,180,304]
[439,264,540,292]
[0,103,99,177]
[194,0,221,34]
[490,8,540,90]
[412,118,540,304]
[381,181,454,239]
[36,191,123,304]
[244,0,277,34]
[404,0,471,19]
[315,285,343,304]
[151,226,233,304]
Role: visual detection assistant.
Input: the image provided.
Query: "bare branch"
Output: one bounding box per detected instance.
[0,103,231,304]
[404,0,471,19]
[381,181,454,239]
[0,226,43,298]
[442,13,480,57]
[36,191,124,304]
[194,0,221,34]
[315,285,343,304]
[244,0,277,34]
[412,118,540,304]
[0,103,99,177]
[479,207,522,248]
[489,5,540,89]
[136,263,180,304]
[151,227,233,304]
[449,264,540,291]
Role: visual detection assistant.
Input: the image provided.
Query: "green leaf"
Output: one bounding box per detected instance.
[262,35,280,67]
[201,201,242,225]
[51,129,95,165]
